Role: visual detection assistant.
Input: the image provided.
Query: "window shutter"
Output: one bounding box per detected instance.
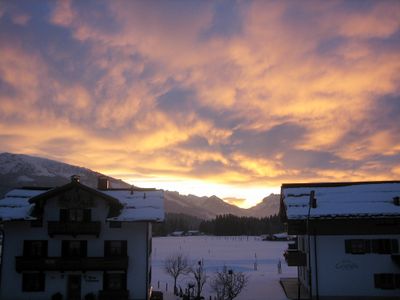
[395,274,400,288]
[122,272,127,290]
[344,240,351,253]
[122,241,127,257]
[104,241,110,257]
[103,272,108,290]
[364,240,371,253]
[371,240,379,253]
[62,241,68,257]
[23,241,29,257]
[39,273,45,291]
[83,209,91,222]
[81,241,87,257]
[43,241,48,257]
[391,240,399,253]
[374,274,381,288]
[60,209,68,222]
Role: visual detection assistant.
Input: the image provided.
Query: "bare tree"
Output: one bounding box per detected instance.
[210,268,249,300]
[164,252,190,295]
[189,260,207,300]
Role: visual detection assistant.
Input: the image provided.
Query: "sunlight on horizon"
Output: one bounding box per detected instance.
[121,177,280,209]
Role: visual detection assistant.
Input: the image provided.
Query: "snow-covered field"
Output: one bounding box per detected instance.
[151,236,296,300]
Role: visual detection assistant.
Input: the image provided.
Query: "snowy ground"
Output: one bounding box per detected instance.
[151,236,296,300]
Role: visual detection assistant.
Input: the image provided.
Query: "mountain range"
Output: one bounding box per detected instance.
[0,152,280,219]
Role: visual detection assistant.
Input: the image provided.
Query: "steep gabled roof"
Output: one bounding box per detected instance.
[0,181,164,222]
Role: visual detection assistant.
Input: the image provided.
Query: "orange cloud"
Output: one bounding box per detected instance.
[1,1,400,207]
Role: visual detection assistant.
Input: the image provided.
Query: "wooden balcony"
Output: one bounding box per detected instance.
[48,221,101,237]
[15,256,128,273]
[284,250,307,266]
[98,290,129,300]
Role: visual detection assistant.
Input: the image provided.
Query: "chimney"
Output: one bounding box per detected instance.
[310,190,317,208]
[97,176,109,190]
[70,175,80,183]
[394,196,400,206]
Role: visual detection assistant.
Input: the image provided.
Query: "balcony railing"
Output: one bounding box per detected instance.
[98,290,129,300]
[15,256,128,273]
[48,221,101,237]
[283,250,307,266]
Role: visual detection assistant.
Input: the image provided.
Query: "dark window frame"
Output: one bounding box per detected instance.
[372,239,399,254]
[345,239,399,254]
[104,240,127,257]
[374,273,400,289]
[345,239,370,254]
[60,208,91,222]
[62,240,87,258]
[23,240,48,258]
[22,273,45,292]
[103,272,127,291]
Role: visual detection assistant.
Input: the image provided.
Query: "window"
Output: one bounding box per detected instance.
[105,241,127,257]
[23,241,47,258]
[22,273,45,292]
[372,239,399,254]
[103,272,126,290]
[374,273,400,289]
[345,239,399,254]
[345,239,370,254]
[62,240,87,258]
[109,221,121,228]
[60,209,91,222]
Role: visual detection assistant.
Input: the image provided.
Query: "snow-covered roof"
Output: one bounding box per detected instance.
[0,189,49,220]
[282,182,400,219]
[0,185,164,222]
[102,190,164,222]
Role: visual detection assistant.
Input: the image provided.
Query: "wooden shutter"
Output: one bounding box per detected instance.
[104,241,110,257]
[395,274,400,289]
[39,273,45,291]
[23,241,29,257]
[83,209,91,222]
[391,239,399,253]
[43,241,48,257]
[344,240,351,253]
[62,241,69,257]
[364,240,371,253]
[80,241,87,257]
[371,239,379,253]
[122,272,127,289]
[374,274,381,288]
[60,209,68,222]
[122,241,127,257]
[103,272,108,290]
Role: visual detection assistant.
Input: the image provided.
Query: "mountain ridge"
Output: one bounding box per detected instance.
[0,152,280,219]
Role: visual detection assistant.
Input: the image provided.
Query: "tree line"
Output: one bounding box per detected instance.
[153,213,284,236]
[199,214,284,236]
[153,213,204,236]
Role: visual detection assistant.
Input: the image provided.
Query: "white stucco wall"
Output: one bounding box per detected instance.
[304,234,400,298]
[0,191,150,300]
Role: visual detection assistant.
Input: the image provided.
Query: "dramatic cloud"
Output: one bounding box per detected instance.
[0,0,399,207]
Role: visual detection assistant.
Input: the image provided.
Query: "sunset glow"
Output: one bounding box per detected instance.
[0,1,399,208]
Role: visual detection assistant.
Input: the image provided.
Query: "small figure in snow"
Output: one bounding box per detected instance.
[277,259,282,274]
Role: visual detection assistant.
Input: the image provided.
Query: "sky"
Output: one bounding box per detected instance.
[0,1,399,208]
